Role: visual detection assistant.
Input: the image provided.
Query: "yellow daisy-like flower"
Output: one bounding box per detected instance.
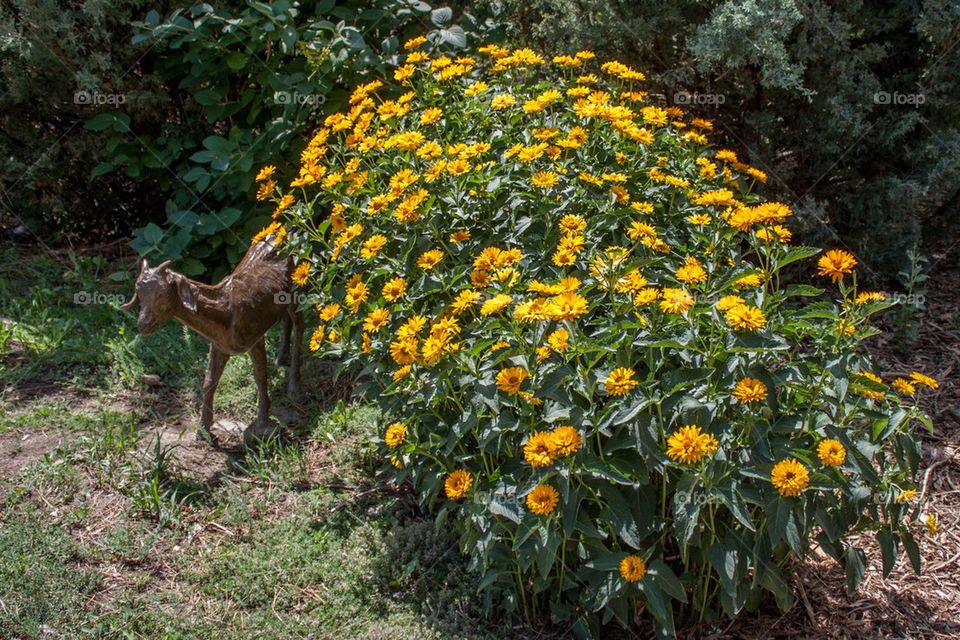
[308,326,324,352]
[384,421,406,448]
[619,555,646,582]
[444,469,473,500]
[416,249,444,270]
[665,425,719,464]
[733,273,763,288]
[382,277,407,302]
[817,439,846,467]
[732,377,767,403]
[892,377,916,395]
[360,234,387,259]
[724,304,766,331]
[909,371,938,389]
[449,229,471,243]
[771,458,810,497]
[255,165,276,182]
[817,249,857,283]
[854,291,886,304]
[318,303,340,321]
[924,513,937,536]
[531,171,558,189]
[523,431,559,467]
[659,288,693,314]
[480,294,513,316]
[605,367,638,396]
[420,107,442,125]
[547,328,570,352]
[551,425,581,455]
[548,292,589,320]
[896,489,917,503]
[496,366,529,395]
[715,295,745,311]
[526,484,560,515]
[291,261,311,286]
[362,308,390,333]
[490,93,516,110]
[675,257,707,284]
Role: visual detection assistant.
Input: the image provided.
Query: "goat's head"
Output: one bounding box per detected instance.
[120,258,197,335]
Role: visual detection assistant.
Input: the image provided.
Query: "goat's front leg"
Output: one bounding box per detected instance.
[249,337,271,429]
[287,310,303,400]
[200,345,229,438]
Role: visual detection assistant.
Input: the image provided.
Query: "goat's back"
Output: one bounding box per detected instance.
[219,238,293,346]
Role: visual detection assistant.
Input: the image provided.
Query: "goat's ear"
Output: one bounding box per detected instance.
[176,276,198,313]
[139,257,149,274]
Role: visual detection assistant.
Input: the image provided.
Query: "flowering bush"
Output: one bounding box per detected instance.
[266,41,937,636]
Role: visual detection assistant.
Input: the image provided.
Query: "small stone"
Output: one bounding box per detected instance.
[143,373,162,387]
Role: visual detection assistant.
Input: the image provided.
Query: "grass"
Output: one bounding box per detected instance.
[0,246,562,640]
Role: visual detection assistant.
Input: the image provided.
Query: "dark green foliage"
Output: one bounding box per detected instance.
[102,1,486,277]
[475,0,960,279]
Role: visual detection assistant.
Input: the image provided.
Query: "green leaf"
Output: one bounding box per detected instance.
[844,546,866,594]
[876,530,898,577]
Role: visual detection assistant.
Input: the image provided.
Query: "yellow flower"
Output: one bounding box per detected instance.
[531,171,558,189]
[444,469,473,500]
[724,304,766,331]
[896,489,917,503]
[360,234,387,259]
[392,365,411,381]
[420,107,443,125]
[771,458,809,497]
[480,294,513,316]
[732,377,767,403]
[417,249,444,270]
[548,292,589,320]
[676,257,707,284]
[449,229,471,243]
[526,484,560,515]
[605,367,638,396]
[490,93,516,110]
[551,425,581,455]
[734,273,763,288]
[665,425,719,464]
[714,295,744,312]
[547,328,570,352]
[382,277,407,302]
[363,308,390,333]
[817,439,846,467]
[523,431,559,467]
[817,249,857,283]
[308,326,324,352]
[291,262,311,286]
[496,366,529,395]
[389,338,418,365]
[854,291,886,304]
[403,35,427,50]
[385,421,406,448]
[892,377,916,395]
[634,287,660,306]
[619,555,646,582]
[451,289,482,314]
[256,165,276,182]
[659,288,693,314]
[924,513,937,536]
[318,303,340,321]
[909,371,938,389]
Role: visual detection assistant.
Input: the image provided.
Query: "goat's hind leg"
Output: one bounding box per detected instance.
[287,309,303,401]
[275,314,292,367]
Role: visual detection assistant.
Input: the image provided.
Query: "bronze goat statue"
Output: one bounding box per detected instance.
[121,237,303,441]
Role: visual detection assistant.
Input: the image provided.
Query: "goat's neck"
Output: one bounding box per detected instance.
[171,280,233,345]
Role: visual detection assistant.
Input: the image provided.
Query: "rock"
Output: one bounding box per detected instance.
[143,373,162,387]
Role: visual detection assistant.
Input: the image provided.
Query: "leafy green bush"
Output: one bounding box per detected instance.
[0,0,185,239]
[276,44,936,635]
[471,0,960,278]
[90,0,486,276]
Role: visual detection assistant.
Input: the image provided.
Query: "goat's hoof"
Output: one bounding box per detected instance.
[244,419,282,444]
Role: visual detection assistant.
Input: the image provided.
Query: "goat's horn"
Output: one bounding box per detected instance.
[119,292,139,311]
[155,260,172,271]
